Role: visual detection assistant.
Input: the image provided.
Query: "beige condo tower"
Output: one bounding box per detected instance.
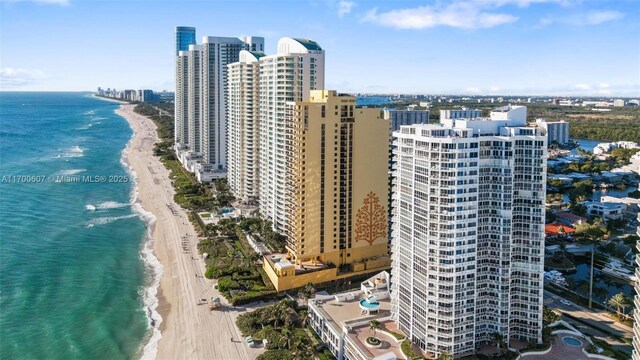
[263,90,391,291]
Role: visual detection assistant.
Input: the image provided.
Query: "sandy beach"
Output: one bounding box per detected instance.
[116,104,258,360]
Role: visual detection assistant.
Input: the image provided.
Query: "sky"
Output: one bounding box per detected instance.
[1,0,638,96]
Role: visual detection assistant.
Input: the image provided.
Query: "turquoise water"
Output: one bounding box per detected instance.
[0,92,158,359]
[356,96,391,106]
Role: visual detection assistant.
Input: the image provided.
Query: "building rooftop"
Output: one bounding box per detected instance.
[292,38,323,50]
[545,223,576,235]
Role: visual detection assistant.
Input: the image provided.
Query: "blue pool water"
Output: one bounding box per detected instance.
[562,336,582,347]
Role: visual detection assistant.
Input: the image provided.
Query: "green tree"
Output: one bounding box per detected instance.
[543,306,561,325]
[608,293,631,320]
[278,323,295,350]
[291,337,314,360]
[437,351,453,360]
[369,320,380,339]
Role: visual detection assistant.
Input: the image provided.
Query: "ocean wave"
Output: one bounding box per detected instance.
[61,146,85,158]
[84,110,95,115]
[120,123,163,360]
[85,201,130,211]
[59,169,86,176]
[85,214,137,227]
[77,124,93,130]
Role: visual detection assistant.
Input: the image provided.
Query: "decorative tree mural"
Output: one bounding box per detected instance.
[355,191,387,245]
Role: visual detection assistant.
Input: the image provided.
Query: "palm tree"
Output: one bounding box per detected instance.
[575,222,605,308]
[608,293,631,320]
[491,332,505,353]
[291,337,314,360]
[279,323,295,350]
[299,310,309,328]
[369,320,380,339]
[437,351,452,360]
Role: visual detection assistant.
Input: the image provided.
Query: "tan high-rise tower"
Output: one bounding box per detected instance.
[263,90,391,291]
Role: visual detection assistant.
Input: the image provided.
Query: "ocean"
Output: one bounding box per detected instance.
[0,92,159,360]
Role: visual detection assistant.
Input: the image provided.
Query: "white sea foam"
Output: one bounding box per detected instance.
[119,119,163,360]
[62,146,85,158]
[86,214,137,227]
[84,110,95,115]
[96,201,130,210]
[59,169,86,176]
[86,205,96,211]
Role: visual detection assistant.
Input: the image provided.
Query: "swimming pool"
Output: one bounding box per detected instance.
[562,336,582,347]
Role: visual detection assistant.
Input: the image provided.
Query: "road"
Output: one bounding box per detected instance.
[544,290,633,355]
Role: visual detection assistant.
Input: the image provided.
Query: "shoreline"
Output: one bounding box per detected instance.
[113,103,254,360]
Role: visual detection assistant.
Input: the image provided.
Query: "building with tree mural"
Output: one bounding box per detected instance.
[262,91,391,291]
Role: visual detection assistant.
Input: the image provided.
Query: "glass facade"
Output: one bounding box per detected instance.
[175,26,196,55]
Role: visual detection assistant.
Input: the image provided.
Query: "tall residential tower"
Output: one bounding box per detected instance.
[391,105,546,358]
[227,50,265,203]
[262,91,391,291]
[198,36,264,181]
[258,37,325,232]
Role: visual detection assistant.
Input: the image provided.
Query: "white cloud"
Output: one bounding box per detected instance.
[465,87,482,93]
[0,0,69,5]
[583,10,624,25]
[362,1,519,30]
[539,10,625,27]
[574,83,591,90]
[0,68,45,87]
[337,1,355,17]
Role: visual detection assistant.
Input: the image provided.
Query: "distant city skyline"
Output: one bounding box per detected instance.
[1,0,638,96]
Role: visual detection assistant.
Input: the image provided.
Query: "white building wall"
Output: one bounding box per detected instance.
[390,116,546,358]
[227,50,263,202]
[175,51,189,146]
[187,45,202,153]
[257,37,325,231]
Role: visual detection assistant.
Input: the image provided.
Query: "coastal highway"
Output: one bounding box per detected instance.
[544,290,633,355]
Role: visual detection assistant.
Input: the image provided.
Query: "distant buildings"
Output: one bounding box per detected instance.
[613,99,625,107]
[535,119,569,145]
[390,105,546,357]
[96,87,161,102]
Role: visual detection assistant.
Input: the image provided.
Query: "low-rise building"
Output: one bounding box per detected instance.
[308,271,407,360]
[584,201,626,220]
[556,212,587,227]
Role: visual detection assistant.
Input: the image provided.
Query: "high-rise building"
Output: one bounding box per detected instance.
[175,26,196,56]
[391,105,546,358]
[187,44,203,153]
[258,37,325,231]
[227,50,265,203]
[384,109,430,132]
[634,217,640,360]
[262,91,391,291]
[535,119,569,145]
[176,57,188,147]
[440,108,482,120]
[197,36,264,182]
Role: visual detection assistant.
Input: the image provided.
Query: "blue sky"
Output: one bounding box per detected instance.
[1,0,638,96]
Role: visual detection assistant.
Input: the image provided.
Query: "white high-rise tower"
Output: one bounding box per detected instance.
[187,44,202,154]
[257,37,325,231]
[197,36,264,181]
[227,50,265,203]
[391,106,546,358]
[175,51,189,147]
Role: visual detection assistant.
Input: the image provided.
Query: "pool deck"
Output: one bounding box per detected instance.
[519,334,594,360]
